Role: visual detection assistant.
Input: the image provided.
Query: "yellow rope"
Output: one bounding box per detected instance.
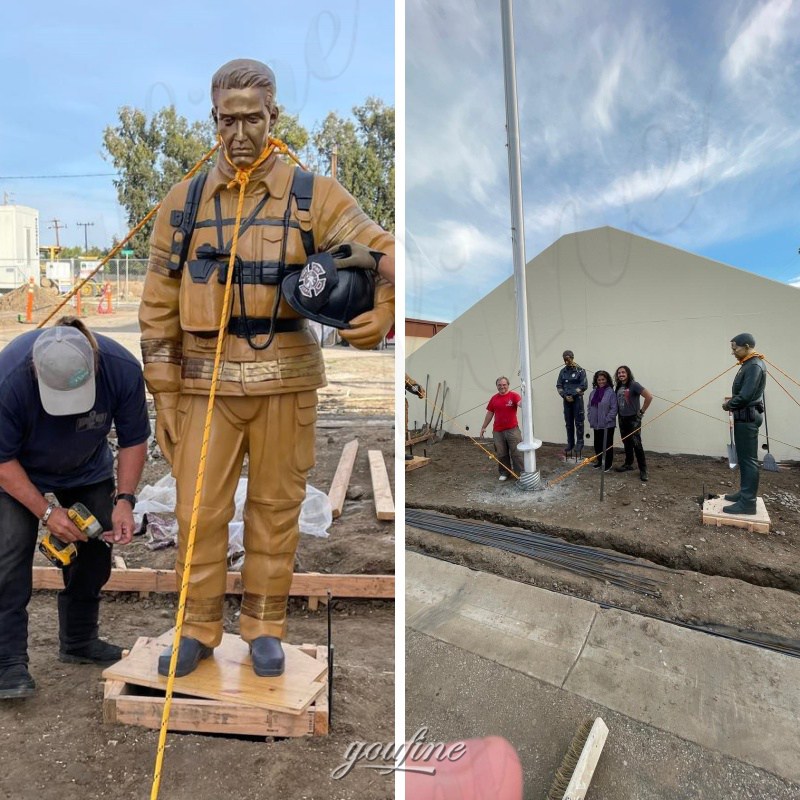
[765,357,800,391]
[150,140,281,800]
[36,144,220,329]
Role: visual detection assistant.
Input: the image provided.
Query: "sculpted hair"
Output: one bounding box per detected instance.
[614,365,634,390]
[211,59,277,107]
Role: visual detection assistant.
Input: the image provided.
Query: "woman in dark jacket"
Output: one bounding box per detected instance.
[614,365,653,482]
[587,370,617,471]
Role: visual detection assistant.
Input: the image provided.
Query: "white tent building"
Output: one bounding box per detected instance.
[406,227,800,462]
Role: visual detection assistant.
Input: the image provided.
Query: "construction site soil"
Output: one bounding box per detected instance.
[0,309,396,800]
[406,435,800,646]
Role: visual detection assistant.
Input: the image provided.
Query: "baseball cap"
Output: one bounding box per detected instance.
[32,326,96,416]
[282,251,375,329]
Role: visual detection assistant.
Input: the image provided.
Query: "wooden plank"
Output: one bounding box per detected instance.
[327,439,359,519]
[564,717,609,800]
[113,555,127,570]
[103,640,329,737]
[405,431,435,446]
[701,496,770,534]
[32,567,394,598]
[103,631,325,714]
[405,456,430,472]
[368,449,395,521]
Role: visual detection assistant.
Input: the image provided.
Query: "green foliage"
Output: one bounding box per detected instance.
[102,107,215,257]
[311,98,395,232]
[102,97,394,256]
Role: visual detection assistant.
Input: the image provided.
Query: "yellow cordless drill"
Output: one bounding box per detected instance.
[38,503,104,568]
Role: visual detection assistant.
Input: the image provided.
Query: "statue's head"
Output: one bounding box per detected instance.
[211,59,279,168]
[730,332,755,361]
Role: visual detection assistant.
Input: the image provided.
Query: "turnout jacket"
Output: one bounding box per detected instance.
[139,155,394,400]
[728,357,767,411]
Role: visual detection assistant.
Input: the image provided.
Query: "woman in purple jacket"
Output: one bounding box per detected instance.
[587,370,618,471]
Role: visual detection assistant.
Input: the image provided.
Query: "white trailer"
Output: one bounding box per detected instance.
[0,205,39,290]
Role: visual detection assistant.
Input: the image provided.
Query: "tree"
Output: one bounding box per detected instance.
[103,107,215,257]
[311,98,394,232]
[103,98,391,255]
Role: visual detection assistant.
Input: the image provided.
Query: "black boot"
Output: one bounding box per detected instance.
[250,636,285,677]
[722,501,757,515]
[59,639,123,666]
[0,664,35,699]
[723,491,740,501]
[157,637,213,677]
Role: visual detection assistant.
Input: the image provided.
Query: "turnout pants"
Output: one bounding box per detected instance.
[733,419,761,509]
[0,479,113,668]
[562,397,585,451]
[619,415,647,471]
[173,391,317,647]
[493,427,524,477]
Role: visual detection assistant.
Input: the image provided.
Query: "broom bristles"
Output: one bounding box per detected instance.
[545,718,594,800]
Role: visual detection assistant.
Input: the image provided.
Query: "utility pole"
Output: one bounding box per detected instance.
[330,144,338,180]
[76,221,94,253]
[48,219,66,248]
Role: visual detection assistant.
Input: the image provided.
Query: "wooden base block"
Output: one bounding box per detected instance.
[103,640,328,737]
[701,496,770,534]
[405,455,430,472]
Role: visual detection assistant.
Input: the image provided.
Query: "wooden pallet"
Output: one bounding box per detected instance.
[405,455,430,472]
[103,639,328,737]
[701,496,770,534]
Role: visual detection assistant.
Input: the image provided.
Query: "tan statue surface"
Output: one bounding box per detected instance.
[139,58,394,677]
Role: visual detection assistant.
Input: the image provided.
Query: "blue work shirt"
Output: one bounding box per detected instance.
[0,330,150,492]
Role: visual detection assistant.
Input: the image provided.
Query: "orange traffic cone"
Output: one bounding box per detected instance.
[17,277,35,324]
[97,282,113,315]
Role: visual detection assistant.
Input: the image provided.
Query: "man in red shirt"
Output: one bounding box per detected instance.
[480,377,523,481]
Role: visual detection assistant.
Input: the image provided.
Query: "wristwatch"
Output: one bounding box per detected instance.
[41,502,57,525]
[114,493,137,508]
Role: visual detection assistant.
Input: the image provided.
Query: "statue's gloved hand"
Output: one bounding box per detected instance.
[339,279,394,349]
[328,242,384,271]
[154,393,181,465]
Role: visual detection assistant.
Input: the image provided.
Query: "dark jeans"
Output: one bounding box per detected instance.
[0,479,114,668]
[493,427,524,476]
[593,428,615,469]
[562,397,585,451]
[619,415,647,471]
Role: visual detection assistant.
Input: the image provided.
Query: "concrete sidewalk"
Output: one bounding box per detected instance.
[406,551,800,785]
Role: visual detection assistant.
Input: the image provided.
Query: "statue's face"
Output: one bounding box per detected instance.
[731,341,751,361]
[213,87,277,168]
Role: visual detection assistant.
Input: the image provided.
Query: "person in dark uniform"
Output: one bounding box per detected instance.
[556,350,587,458]
[721,333,766,515]
[0,319,149,699]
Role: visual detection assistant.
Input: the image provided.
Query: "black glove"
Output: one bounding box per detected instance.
[328,242,384,271]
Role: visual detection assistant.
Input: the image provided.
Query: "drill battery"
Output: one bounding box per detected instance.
[38,503,104,568]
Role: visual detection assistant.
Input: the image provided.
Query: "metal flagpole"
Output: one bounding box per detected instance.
[500,0,541,490]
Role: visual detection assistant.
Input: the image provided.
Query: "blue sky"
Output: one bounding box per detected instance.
[0,0,394,251]
[406,0,800,322]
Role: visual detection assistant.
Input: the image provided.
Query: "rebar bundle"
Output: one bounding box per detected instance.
[406,508,664,597]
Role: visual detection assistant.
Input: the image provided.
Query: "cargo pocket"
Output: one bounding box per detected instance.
[179,258,229,332]
[294,390,318,472]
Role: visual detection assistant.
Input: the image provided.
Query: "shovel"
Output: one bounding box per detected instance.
[727,412,737,469]
[761,395,779,472]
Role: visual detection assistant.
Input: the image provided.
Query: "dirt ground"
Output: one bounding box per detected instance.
[406,435,800,644]
[0,308,396,800]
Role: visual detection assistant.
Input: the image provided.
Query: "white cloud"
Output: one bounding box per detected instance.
[722,0,797,81]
